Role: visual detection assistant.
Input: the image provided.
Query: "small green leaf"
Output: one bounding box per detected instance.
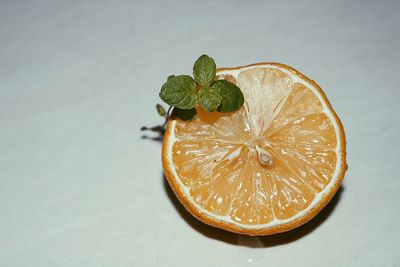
[198,87,222,112]
[173,107,197,121]
[193,54,216,86]
[211,80,244,112]
[159,75,197,109]
[156,104,167,117]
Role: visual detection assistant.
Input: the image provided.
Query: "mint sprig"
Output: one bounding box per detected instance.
[193,54,216,86]
[212,80,244,112]
[198,87,222,112]
[159,75,197,110]
[158,54,244,121]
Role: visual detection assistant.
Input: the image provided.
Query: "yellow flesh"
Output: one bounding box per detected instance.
[171,67,337,225]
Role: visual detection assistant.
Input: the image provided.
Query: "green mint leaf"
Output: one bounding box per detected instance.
[211,80,244,112]
[156,104,167,117]
[173,107,197,121]
[193,54,216,86]
[198,87,222,112]
[159,75,197,109]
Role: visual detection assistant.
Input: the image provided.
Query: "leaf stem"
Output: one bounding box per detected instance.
[162,106,173,128]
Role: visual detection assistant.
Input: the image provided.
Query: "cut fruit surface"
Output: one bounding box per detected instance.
[162,62,346,235]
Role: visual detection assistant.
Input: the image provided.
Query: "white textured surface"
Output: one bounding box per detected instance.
[0,2,399,266]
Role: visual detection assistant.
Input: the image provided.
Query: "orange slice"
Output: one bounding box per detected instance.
[162,63,346,236]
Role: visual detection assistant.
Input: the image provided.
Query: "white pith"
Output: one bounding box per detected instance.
[165,64,344,230]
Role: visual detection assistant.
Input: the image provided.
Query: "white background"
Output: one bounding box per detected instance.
[1,1,399,266]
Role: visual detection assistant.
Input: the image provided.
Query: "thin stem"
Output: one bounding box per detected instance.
[162,106,173,128]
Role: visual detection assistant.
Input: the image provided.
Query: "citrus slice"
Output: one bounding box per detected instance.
[162,62,346,235]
